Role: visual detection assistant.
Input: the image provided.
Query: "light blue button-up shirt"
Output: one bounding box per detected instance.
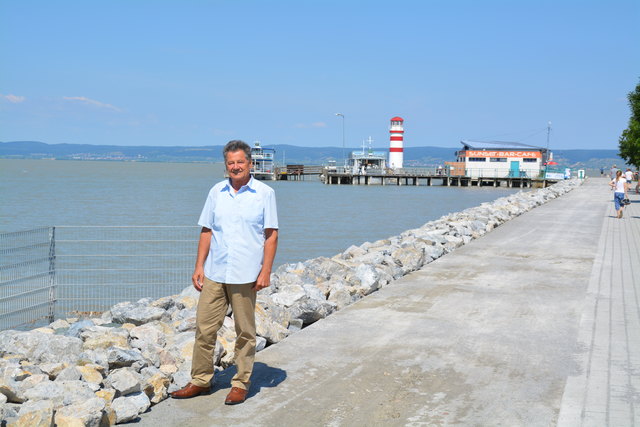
[198,177,278,284]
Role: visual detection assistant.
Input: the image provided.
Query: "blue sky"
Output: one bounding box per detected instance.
[1,0,638,150]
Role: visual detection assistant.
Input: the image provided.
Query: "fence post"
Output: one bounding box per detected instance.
[47,226,56,323]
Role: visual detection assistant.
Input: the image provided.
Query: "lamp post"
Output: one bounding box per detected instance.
[335,113,345,168]
[544,121,552,177]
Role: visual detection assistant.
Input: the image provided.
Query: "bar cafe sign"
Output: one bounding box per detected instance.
[464,150,542,158]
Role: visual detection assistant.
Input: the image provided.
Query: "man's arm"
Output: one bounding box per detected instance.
[192,227,212,292]
[254,228,278,291]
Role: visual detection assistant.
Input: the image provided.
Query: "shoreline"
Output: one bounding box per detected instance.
[0,178,583,424]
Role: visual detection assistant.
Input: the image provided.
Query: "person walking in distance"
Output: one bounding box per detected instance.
[609,170,628,219]
[170,140,279,404]
[625,168,633,185]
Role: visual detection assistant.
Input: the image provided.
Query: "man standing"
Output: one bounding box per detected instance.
[170,140,278,405]
[610,164,617,180]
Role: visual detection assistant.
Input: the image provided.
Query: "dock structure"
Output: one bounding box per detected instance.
[273,164,560,187]
[323,169,557,188]
[275,165,323,181]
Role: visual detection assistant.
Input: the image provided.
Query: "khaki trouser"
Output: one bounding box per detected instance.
[190,277,257,390]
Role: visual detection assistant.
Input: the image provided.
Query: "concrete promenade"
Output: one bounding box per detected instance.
[138,177,639,426]
[557,178,639,426]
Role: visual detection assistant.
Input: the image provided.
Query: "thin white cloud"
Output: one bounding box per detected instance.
[2,94,26,103]
[294,122,327,129]
[63,96,122,112]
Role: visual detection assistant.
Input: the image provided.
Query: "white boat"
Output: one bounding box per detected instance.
[348,137,387,175]
[251,141,276,181]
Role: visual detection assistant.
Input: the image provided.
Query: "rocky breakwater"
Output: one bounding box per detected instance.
[0,179,582,425]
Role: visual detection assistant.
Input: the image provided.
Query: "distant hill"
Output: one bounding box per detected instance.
[0,140,627,170]
[0,141,223,162]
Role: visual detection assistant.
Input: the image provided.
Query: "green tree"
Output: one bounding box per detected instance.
[619,80,640,169]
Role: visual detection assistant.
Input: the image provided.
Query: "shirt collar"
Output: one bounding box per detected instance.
[222,176,256,193]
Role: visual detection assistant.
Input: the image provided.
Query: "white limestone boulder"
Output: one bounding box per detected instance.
[104,367,142,396]
[350,264,382,296]
[15,399,55,427]
[0,331,82,365]
[111,391,151,423]
[81,326,129,351]
[53,366,81,382]
[255,304,290,344]
[54,397,107,426]
[129,322,168,347]
[140,368,170,405]
[65,318,96,338]
[110,301,167,326]
[107,347,146,369]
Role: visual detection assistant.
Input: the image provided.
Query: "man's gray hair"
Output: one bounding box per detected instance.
[223,140,252,161]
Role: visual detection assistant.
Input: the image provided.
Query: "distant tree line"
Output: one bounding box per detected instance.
[619,79,640,169]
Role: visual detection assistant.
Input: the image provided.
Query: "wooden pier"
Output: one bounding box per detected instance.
[272,165,558,188]
[323,171,557,188]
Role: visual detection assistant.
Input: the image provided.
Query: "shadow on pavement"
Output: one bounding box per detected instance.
[212,362,287,399]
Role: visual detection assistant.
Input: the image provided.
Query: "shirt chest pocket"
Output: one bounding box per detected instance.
[238,195,264,226]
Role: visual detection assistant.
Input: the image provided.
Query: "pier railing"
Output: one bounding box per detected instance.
[0,226,198,330]
[324,166,543,178]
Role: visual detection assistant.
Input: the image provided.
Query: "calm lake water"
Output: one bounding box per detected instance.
[0,159,520,267]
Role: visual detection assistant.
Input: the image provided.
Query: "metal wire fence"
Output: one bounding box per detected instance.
[0,226,198,330]
[0,227,56,330]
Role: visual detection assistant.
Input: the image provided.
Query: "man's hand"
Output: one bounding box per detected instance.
[192,227,212,293]
[253,269,271,292]
[192,266,205,292]
[253,228,278,292]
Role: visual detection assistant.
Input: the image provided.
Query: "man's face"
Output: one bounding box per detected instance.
[225,150,251,183]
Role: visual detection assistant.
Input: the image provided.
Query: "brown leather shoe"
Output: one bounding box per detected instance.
[170,383,210,399]
[224,387,248,405]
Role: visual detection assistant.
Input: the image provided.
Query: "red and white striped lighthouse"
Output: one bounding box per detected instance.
[389,116,404,169]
